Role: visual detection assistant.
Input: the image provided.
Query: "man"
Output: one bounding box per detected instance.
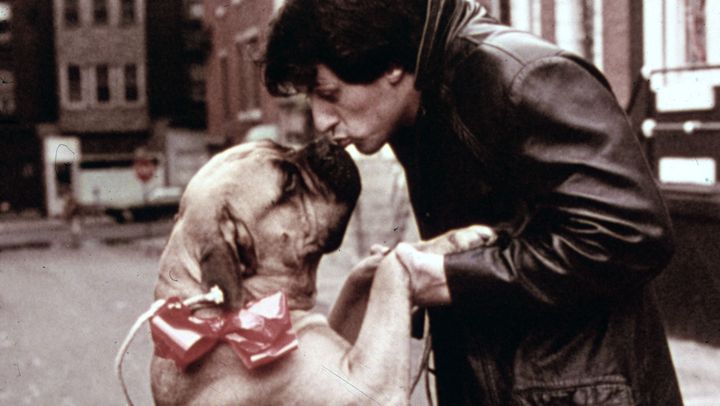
[263,0,683,404]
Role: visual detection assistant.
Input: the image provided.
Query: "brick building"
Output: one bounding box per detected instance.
[53,0,149,138]
[484,0,643,107]
[0,0,57,215]
[203,0,312,147]
[147,0,209,129]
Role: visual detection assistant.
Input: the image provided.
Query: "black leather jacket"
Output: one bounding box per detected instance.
[390,1,683,404]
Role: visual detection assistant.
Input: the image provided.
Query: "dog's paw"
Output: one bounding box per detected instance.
[447,225,497,251]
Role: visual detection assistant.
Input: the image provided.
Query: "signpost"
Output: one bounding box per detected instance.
[133,157,156,183]
[134,149,157,237]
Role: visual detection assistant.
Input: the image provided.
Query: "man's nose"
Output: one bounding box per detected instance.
[309,96,339,134]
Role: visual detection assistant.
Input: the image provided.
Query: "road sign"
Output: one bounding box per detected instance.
[134,158,156,183]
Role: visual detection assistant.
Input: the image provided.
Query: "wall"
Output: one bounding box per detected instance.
[203,0,279,145]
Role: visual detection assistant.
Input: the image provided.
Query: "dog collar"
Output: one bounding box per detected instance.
[150,291,299,370]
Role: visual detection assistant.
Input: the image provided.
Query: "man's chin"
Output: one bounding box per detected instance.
[354,141,386,155]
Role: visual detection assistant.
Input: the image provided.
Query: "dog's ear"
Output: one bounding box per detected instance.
[199,206,256,307]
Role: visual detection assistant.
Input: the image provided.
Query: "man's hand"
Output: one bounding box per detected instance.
[394,243,450,306]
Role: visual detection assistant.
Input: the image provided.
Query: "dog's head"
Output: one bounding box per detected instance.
[157,139,361,310]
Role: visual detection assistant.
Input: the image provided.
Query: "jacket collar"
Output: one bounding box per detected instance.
[413,0,486,91]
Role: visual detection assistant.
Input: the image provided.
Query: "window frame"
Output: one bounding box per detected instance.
[95,64,110,103]
[64,0,80,28]
[93,0,109,26]
[234,28,262,122]
[120,0,136,25]
[67,64,83,103]
[0,2,11,43]
[219,53,231,120]
[188,63,206,103]
[0,69,15,116]
[124,64,139,102]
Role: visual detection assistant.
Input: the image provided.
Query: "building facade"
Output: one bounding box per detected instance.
[45,0,151,216]
[53,0,149,136]
[0,0,57,215]
[203,0,311,147]
[485,0,642,107]
[146,0,209,129]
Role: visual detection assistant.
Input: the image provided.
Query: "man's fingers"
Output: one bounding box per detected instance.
[394,243,449,306]
[393,243,417,272]
[370,244,391,255]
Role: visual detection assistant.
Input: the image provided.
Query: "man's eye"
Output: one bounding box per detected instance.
[314,88,338,102]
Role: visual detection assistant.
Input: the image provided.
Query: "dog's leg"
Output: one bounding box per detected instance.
[340,252,412,405]
[328,253,383,343]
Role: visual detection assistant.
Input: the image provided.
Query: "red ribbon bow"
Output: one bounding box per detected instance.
[150,291,298,370]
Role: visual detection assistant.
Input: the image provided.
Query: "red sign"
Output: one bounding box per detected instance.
[134,158,156,183]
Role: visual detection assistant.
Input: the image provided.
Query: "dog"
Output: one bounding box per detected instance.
[149,138,497,405]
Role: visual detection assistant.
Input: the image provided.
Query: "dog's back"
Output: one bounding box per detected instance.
[151,312,363,406]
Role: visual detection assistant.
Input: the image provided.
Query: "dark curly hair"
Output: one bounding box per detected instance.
[263,0,427,96]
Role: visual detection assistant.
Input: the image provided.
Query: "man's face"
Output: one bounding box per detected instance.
[309,65,419,155]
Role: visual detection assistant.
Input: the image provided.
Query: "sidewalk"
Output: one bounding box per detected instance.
[0,217,66,234]
[0,215,170,251]
[668,338,720,405]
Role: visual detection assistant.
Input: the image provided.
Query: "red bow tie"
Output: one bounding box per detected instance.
[150,291,298,370]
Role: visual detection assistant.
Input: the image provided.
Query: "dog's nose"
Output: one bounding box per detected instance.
[301,138,361,207]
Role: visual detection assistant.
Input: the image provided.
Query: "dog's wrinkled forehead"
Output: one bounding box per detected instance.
[181,139,360,219]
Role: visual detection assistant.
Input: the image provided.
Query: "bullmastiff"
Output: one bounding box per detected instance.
[149,138,496,405]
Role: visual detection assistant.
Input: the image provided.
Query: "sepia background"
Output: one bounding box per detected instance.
[1,0,720,404]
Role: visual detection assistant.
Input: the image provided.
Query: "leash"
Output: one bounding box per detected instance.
[410,311,437,406]
[114,286,224,406]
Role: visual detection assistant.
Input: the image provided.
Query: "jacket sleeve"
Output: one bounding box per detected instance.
[444,55,674,311]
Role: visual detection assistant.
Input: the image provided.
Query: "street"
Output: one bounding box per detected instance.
[0,217,173,251]
[0,241,160,405]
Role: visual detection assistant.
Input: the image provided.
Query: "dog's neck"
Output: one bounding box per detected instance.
[241,276,316,311]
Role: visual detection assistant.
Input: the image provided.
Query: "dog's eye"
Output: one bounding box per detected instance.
[280,161,303,195]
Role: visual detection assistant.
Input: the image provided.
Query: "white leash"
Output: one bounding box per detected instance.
[114,286,224,406]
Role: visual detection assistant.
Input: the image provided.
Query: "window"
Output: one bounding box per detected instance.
[510,0,541,36]
[0,2,11,43]
[189,63,206,102]
[93,0,108,25]
[96,65,110,103]
[220,55,230,119]
[185,0,204,20]
[121,0,135,25]
[68,65,82,102]
[579,0,596,63]
[553,0,601,66]
[124,64,138,101]
[644,0,719,68]
[685,0,706,64]
[236,36,262,113]
[64,0,79,27]
[0,70,14,115]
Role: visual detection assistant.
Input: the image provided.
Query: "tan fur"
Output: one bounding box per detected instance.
[151,140,412,405]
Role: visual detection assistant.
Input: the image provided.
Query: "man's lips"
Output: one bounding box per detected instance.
[332,137,352,148]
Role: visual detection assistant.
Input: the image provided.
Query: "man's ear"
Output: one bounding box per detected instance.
[384,67,407,85]
[200,207,256,307]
